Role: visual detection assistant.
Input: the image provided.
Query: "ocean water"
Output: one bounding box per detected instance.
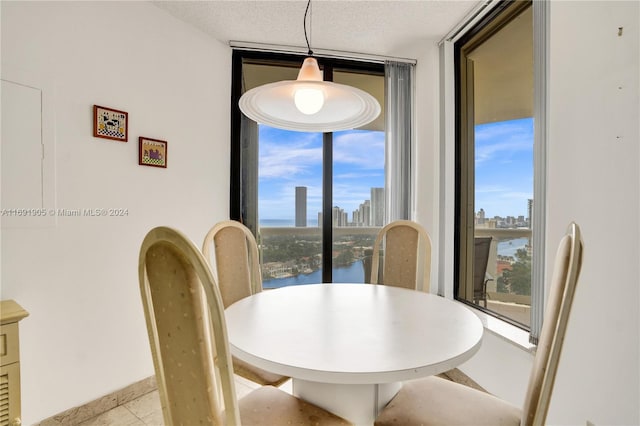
[497,237,529,257]
[260,219,319,227]
[263,259,365,289]
[260,231,528,288]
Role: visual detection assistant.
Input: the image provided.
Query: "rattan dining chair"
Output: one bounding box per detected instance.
[139,226,351,426]
[370,220,432,292]
[374,222,584,426]
[202,220,289,387]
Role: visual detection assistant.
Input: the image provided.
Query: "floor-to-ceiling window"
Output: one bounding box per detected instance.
[455,1,536,329]
[231,50,388,287]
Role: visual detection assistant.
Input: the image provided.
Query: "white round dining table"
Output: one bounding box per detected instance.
[225,283,483,425]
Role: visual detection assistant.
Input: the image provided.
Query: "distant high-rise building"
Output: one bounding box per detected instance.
[370,188,384,226]
[361,200,371,226]
[317,212,323,228]
[476,208,486,225]
[332,206,347,227]
[295,186,307,227]
[352,200,371,227]
[527,198,533,228]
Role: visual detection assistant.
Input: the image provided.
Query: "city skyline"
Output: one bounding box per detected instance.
[259,126,385,222]
[258,117,533,222]
[295,186,385,227]
[474,117,534,218]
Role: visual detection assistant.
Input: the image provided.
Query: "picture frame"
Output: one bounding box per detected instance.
[139,137,168,168]
[93,105,128,142]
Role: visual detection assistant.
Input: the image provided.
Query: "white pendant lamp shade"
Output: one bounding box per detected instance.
[239,57,381,133]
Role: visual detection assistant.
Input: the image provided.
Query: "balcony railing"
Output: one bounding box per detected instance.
[258,226,381,287]
[475,227,532,327]
[259,226,381,237]
[258,225,532,326]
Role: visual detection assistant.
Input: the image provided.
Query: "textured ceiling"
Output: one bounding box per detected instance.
[153,0,480,57]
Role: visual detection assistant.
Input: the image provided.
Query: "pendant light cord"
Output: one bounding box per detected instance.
[303,0,313,56]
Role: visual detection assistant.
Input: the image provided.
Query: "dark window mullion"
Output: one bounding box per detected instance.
[322,131,333,283]
[322,63,334,284]
[230,51,243,221]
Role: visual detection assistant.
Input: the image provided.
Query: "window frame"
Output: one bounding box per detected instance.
[230,49,386,284]
[452,0,544,336]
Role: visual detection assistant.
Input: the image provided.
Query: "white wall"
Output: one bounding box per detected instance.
[544,1,639,424]
[1,2,231,423]
[434,1,640,425]
[2,1,638,425]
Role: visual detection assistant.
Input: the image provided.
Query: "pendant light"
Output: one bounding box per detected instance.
[238,0,381,133]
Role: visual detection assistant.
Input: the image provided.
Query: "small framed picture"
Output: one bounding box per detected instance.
[93,105,128,142]
[139,137,168,168]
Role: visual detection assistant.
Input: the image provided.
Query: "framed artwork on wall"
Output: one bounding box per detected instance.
[93,105,128,142]
[139,137,167,168]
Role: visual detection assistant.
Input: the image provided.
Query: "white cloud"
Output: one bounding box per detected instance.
[475,184,509,194]
[333,131,385,169]
[335,172,383,179]
[259,132,322,179]
[257,128,385,218]
[475,119,533,164]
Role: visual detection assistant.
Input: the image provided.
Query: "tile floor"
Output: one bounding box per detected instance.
[75,370,478,426]
[76,375,289,426]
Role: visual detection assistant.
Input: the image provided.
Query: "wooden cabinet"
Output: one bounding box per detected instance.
[1,300,29,426]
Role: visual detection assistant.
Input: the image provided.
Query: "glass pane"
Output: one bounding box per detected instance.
[242,61,385,287]
[468,5,533,327]
[258,126,323,289]
[331,129,385,284]
[474,118,533,326]
[331,70,385,284]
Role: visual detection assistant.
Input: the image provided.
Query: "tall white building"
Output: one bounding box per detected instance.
[332,206,347,227]
[295,186,307,227]
[371,187,384,226]
[352,200,371,226]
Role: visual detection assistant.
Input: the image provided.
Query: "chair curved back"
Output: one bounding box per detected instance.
[522,222,583,425]
[139,226,240,426]
[202,220,262,308]
[370,220,432,291]
[473,237,493,306]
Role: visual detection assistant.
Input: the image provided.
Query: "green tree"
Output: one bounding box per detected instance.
[498,248,531,296]
[497,276,509,293]
[335,248,354,266]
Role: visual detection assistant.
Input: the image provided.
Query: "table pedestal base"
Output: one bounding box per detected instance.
[292,379,401,425]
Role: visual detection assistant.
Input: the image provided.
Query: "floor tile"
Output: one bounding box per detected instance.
[123,390,162,420]
[76,406,144,426]
[234,378,258,400]
[139,408,164,426]
[71,371,479,425]
[278,378,293,394]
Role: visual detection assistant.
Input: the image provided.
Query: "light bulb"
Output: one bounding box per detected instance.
[294,88,325,115]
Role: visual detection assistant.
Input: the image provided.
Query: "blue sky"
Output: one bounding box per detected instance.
[474,117,533,218]
[258,126,384,221]
[258,117,533,221]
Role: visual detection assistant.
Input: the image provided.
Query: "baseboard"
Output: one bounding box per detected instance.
[36,376,157,426]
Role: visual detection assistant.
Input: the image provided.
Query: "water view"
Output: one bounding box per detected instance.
[497,237,529,257]
[263,259,365,289]
[262,237,529,289]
